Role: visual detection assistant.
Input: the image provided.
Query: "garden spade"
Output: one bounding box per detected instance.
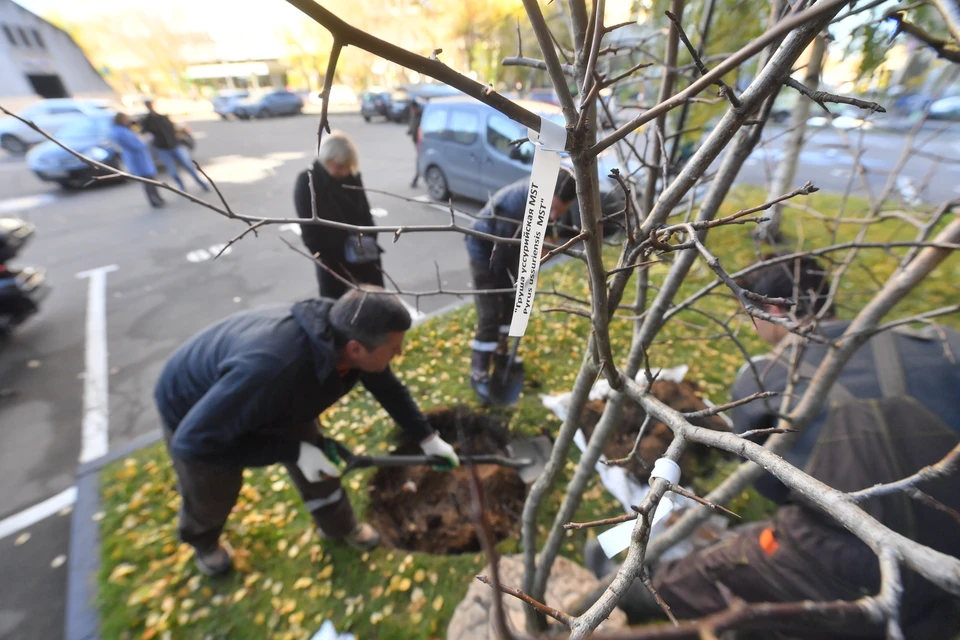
[324,435,549,485]
[488,336,524,406]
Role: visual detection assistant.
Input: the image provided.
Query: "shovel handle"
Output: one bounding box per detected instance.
[344,453,533,471]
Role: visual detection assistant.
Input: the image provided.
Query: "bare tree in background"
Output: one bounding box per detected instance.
[3,0,959,637]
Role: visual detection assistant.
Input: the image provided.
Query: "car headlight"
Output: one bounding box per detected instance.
[85,146,110,162]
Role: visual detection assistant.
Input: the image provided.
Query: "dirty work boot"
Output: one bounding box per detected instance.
[470,350,493,403]
[193,544,233,577]
[320,523,381,550]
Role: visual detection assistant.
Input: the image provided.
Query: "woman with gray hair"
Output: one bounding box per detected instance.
[294,131,384,298]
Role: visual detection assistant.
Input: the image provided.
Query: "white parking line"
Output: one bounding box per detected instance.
[75,265,118,463]
[0,193,57,214]
[0,487,77,540]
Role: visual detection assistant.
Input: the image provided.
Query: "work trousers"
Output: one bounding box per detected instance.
[154,146,208,191]
[163,421,356,552]
[469,259,513,353]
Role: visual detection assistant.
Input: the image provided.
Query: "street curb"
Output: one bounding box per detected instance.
[65,429,163,640]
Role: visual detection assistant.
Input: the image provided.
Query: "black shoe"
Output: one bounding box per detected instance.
[194,545,232,576]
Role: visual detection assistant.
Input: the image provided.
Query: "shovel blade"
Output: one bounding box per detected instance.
[506,435,552,484]
[488,363,525,407]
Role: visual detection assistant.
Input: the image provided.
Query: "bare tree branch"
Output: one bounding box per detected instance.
[850,443,960,502]
[783,76,886,113]
[681,391,780,419]
[502,56,578,76]
[476,575,574,627]
[886,10,960,63]
[665,10,741,108]
[931,0,960,45]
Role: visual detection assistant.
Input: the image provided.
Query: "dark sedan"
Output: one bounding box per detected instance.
[25,113,123,189]
[387,83,460,123]
[233,90,304,119]
[361,90,392,121]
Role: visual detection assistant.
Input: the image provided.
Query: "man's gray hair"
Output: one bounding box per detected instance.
[317,131,360,174]
[329,286,412,348]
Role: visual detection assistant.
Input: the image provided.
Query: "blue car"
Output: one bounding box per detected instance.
[233,90,304,119]
[26,113,123,189]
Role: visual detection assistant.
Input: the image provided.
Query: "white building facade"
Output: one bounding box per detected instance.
[0,0,114,112]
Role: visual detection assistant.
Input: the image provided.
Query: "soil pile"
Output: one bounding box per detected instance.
[368,407,526,554]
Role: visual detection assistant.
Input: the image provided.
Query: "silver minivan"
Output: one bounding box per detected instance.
[416,96,627,232]
[417,97,568,202]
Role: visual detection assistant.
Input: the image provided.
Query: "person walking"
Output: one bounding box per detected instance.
[294,131,384,299]
[110,112,164,208]
[140,100,209,192]
[408,98,423,188]
[154,288,460,576]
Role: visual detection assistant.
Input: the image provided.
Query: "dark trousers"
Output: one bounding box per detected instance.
[163,422,357,552]
[469,259,513,353]
[315,259,384,299]
[143,182,164,207]
[652,506,959,639]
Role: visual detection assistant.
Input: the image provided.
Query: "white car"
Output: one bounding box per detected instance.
[0,98,112,155]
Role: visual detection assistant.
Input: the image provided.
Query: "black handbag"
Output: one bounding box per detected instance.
[343,234,380,264]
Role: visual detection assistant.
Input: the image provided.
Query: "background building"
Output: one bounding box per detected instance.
[0,0,113,112]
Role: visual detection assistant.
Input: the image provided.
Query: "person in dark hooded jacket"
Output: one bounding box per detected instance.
[154,288,459,576]
[294,131,383,299]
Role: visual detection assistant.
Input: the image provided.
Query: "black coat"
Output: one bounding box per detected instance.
[154,299,434,467]
[140,112,178,150]
[294,161,383,297]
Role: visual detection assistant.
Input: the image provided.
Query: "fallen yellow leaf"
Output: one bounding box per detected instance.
[318,565,334,579]
[413,569,426,583]
[293,577,313,590]
[432,596,444,611]
[233,588,248,603]
[108,563,136,582]
[397,578,412,592]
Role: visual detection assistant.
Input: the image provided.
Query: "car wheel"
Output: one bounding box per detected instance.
[1,134,27,155]
[425,166,449,201]
[259,108,272,119]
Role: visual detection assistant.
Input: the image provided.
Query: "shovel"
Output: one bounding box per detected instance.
[326,435,551,485]
[488,336,525,407]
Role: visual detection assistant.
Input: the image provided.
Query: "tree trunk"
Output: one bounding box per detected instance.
[755,35,826,244]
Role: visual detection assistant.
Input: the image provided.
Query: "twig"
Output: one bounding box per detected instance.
[737,427,798,439]
[668,484,741,519]
[192,161,236,219]
[850,443,960,502]
[603,414,654,468]
[603,61,655,88]
[639,567,679,626]
[665,10,741,108]
[783,76,886,114]
[501,56,578,77]
[316,40,342,153]
[475,575,574,627]
[541,232,587,266]
[542,306,593,319]
[564,511,639,530]
[214,220,268,259]
[681,391,780,419]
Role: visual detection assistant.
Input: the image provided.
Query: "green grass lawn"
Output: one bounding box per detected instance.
[97,186,958,639]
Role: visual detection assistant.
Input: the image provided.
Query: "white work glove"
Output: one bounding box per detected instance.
[296,441,341,482]
[420,434,460,469]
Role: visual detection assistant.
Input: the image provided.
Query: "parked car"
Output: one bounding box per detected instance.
[233,90,304,119]
[930,96,960,120]
[26,112,123,189]
[388,83,460,122]
[361,89,392,121]
[416,96,629,234]
[0,98,112,155]
[211,90,250,119]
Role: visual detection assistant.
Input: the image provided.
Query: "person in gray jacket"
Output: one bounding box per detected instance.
[578,256,960,638]
[154,288,459,576]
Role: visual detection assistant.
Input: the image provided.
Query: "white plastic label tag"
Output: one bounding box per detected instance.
[598,458,682,558]
[508,116,567,338]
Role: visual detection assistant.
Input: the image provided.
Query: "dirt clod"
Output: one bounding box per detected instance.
[368,407,526,554]
[579,380,730,483]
